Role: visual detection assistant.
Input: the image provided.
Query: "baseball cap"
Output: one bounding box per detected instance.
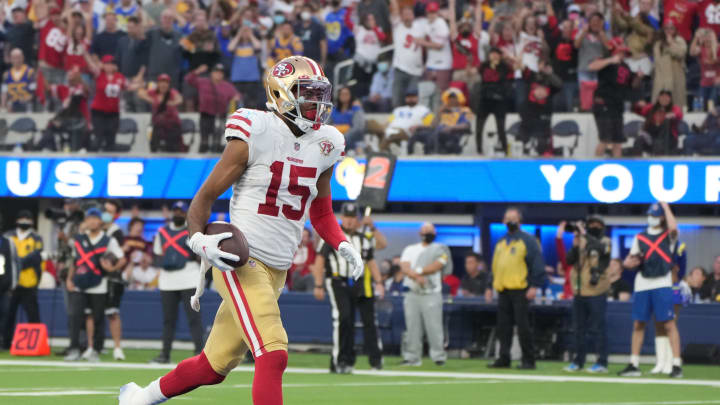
[101,54,115,64]
[609,36,630,55]
[647,203,664,217]
[426,2,439,13]
[567,4,581,15]
[172,201,188,212]
[405,87,418,96]
[86,207,103,218]
[341,202,358,217]
[212,63,225,72]
[586,215,605,227]
[157,73,171,82]
[17,210,33,220]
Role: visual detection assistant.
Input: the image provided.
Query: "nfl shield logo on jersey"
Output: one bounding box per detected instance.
[319,139,334,155]
[294,142,300,151]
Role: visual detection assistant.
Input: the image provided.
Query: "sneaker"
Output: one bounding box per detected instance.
[150,354,170,364]
[337,365,354,374]
[487,358,511,369]
[64,348,81,362]
[85,349,101,363]
[114,347,126,361]
[81,347,94,361]
[118,382,150,405]
[399,360,422,367]
[516,362,536,370]
[618,364,642,377]
[669,366,683,378]
[587,364,608,374]
[563,363,581,372]
[434,360,445,366]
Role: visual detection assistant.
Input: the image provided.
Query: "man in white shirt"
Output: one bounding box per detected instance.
[618,202,683,378]
[389,0,424,108]
[65,207,126,362]
[399,222,450,366]
[366,88,432,152]
[150,201,204,364]
[415,2,452,101]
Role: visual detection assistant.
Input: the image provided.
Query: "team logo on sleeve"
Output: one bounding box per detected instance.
[272,62,295,78]
[319,139,335,155]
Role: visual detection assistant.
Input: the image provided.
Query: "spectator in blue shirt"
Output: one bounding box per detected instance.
[364,58,394,112]
[227,22,263,109]
[294,4,327,70]
[324,0,354,82]
[330,86,365,154]
[685,107,720,155]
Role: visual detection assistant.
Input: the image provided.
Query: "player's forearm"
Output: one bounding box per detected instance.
[419,260,443,275]
[187,195,214,237]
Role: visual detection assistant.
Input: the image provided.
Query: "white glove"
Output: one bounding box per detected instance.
[187,232,239,272]
[190,259,210,312]
[338,241,364,280]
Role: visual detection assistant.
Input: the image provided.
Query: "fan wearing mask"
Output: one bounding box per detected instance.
[488,206,546,370]
[3,211,43,350]
[619,202,683,378]
[563,216,611,374]
[149,201,204,365]
[399,222,451,366]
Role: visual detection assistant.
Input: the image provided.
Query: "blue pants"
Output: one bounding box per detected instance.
[632,287,674,322]
[572,295,608,367]
[684,132,720,155]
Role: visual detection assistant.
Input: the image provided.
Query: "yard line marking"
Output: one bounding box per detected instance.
[0,390,115,396]
[509,401,720,405]
[224,380,505,389]
[1,360,719,388]
[0,367,93,373]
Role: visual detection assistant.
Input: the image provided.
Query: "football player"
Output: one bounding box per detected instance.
[118,56,364,405]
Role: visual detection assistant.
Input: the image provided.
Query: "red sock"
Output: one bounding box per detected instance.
[252,350,288,405]
[159,352,225,398]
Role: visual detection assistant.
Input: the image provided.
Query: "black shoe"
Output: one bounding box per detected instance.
[669,366,683,378]
[618,364,642,377]
[487,359,511,369]
[435,360,445,366]
[150,354,170,364]
[516,362,536,370]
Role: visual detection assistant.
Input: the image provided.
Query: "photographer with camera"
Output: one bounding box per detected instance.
[64,208,126,362]
[561,217,611,373]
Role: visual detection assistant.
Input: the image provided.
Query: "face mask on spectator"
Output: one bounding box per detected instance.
[243,19,254,28]
[172,215,186,227]
[421,233,436,243]
[101,212,113,223]
[377,62,389,72]
[16,222,32,231]
[506,222,519,233]
[647,216,662,228]
[301,11,311,21]
[274,15,285,25]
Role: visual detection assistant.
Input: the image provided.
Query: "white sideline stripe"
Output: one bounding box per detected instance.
[1,360,719,388]
[222,271,262,358]
[0,390,115,396]
[228,380,504,389]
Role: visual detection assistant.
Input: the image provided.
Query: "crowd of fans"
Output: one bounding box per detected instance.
[4,0,720,155]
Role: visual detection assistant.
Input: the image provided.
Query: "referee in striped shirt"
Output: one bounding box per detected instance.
[312,203,386,373]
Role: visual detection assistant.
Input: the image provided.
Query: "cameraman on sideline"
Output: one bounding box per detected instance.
[561,217,611,374]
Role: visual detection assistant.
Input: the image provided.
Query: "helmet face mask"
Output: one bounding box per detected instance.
[265,56,333,132]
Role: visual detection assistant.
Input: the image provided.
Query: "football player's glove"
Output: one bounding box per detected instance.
[338,241,364,280]
[187,232,238,272]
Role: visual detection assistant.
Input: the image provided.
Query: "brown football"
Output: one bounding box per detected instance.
[204,221,250,268]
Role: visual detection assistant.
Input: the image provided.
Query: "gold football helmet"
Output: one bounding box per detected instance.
[265,56,333,132]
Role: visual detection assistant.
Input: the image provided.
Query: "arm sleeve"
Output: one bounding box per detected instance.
[108,238,125,259]
[523,233,546,288]
[309,195,347,250]
[629,236,641,256]
[152,233,162,256]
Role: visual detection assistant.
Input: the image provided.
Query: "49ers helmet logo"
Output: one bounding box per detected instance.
[272,62,295,78]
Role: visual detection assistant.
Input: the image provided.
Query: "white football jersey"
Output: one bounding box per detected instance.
[224,108,346,270]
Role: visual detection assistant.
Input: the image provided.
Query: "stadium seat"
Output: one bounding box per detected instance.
[115,118,138,152]
[552,120,581,157]
[0,117,37,151]
[621,120,643,156]
[677,120,690,151]
[181,118,197,150]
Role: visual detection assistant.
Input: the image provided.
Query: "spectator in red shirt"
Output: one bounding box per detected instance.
[699,0,720,37]
[690,28,720,111]
[448,0,482,87]
[185,63,240,153]
[85,54,136,151]
[632,90,684,156]
[137,74,185,152]
[36,3,68,108]
[664,0,698,42]
[64,11,93,78]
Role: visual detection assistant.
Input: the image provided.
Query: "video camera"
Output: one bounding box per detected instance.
[44,207,84,226]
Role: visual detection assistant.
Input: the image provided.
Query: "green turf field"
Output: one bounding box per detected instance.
[1,349,719,404]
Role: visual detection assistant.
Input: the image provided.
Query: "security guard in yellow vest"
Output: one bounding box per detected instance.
[489,207,545,370]
[3,210,42,349]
